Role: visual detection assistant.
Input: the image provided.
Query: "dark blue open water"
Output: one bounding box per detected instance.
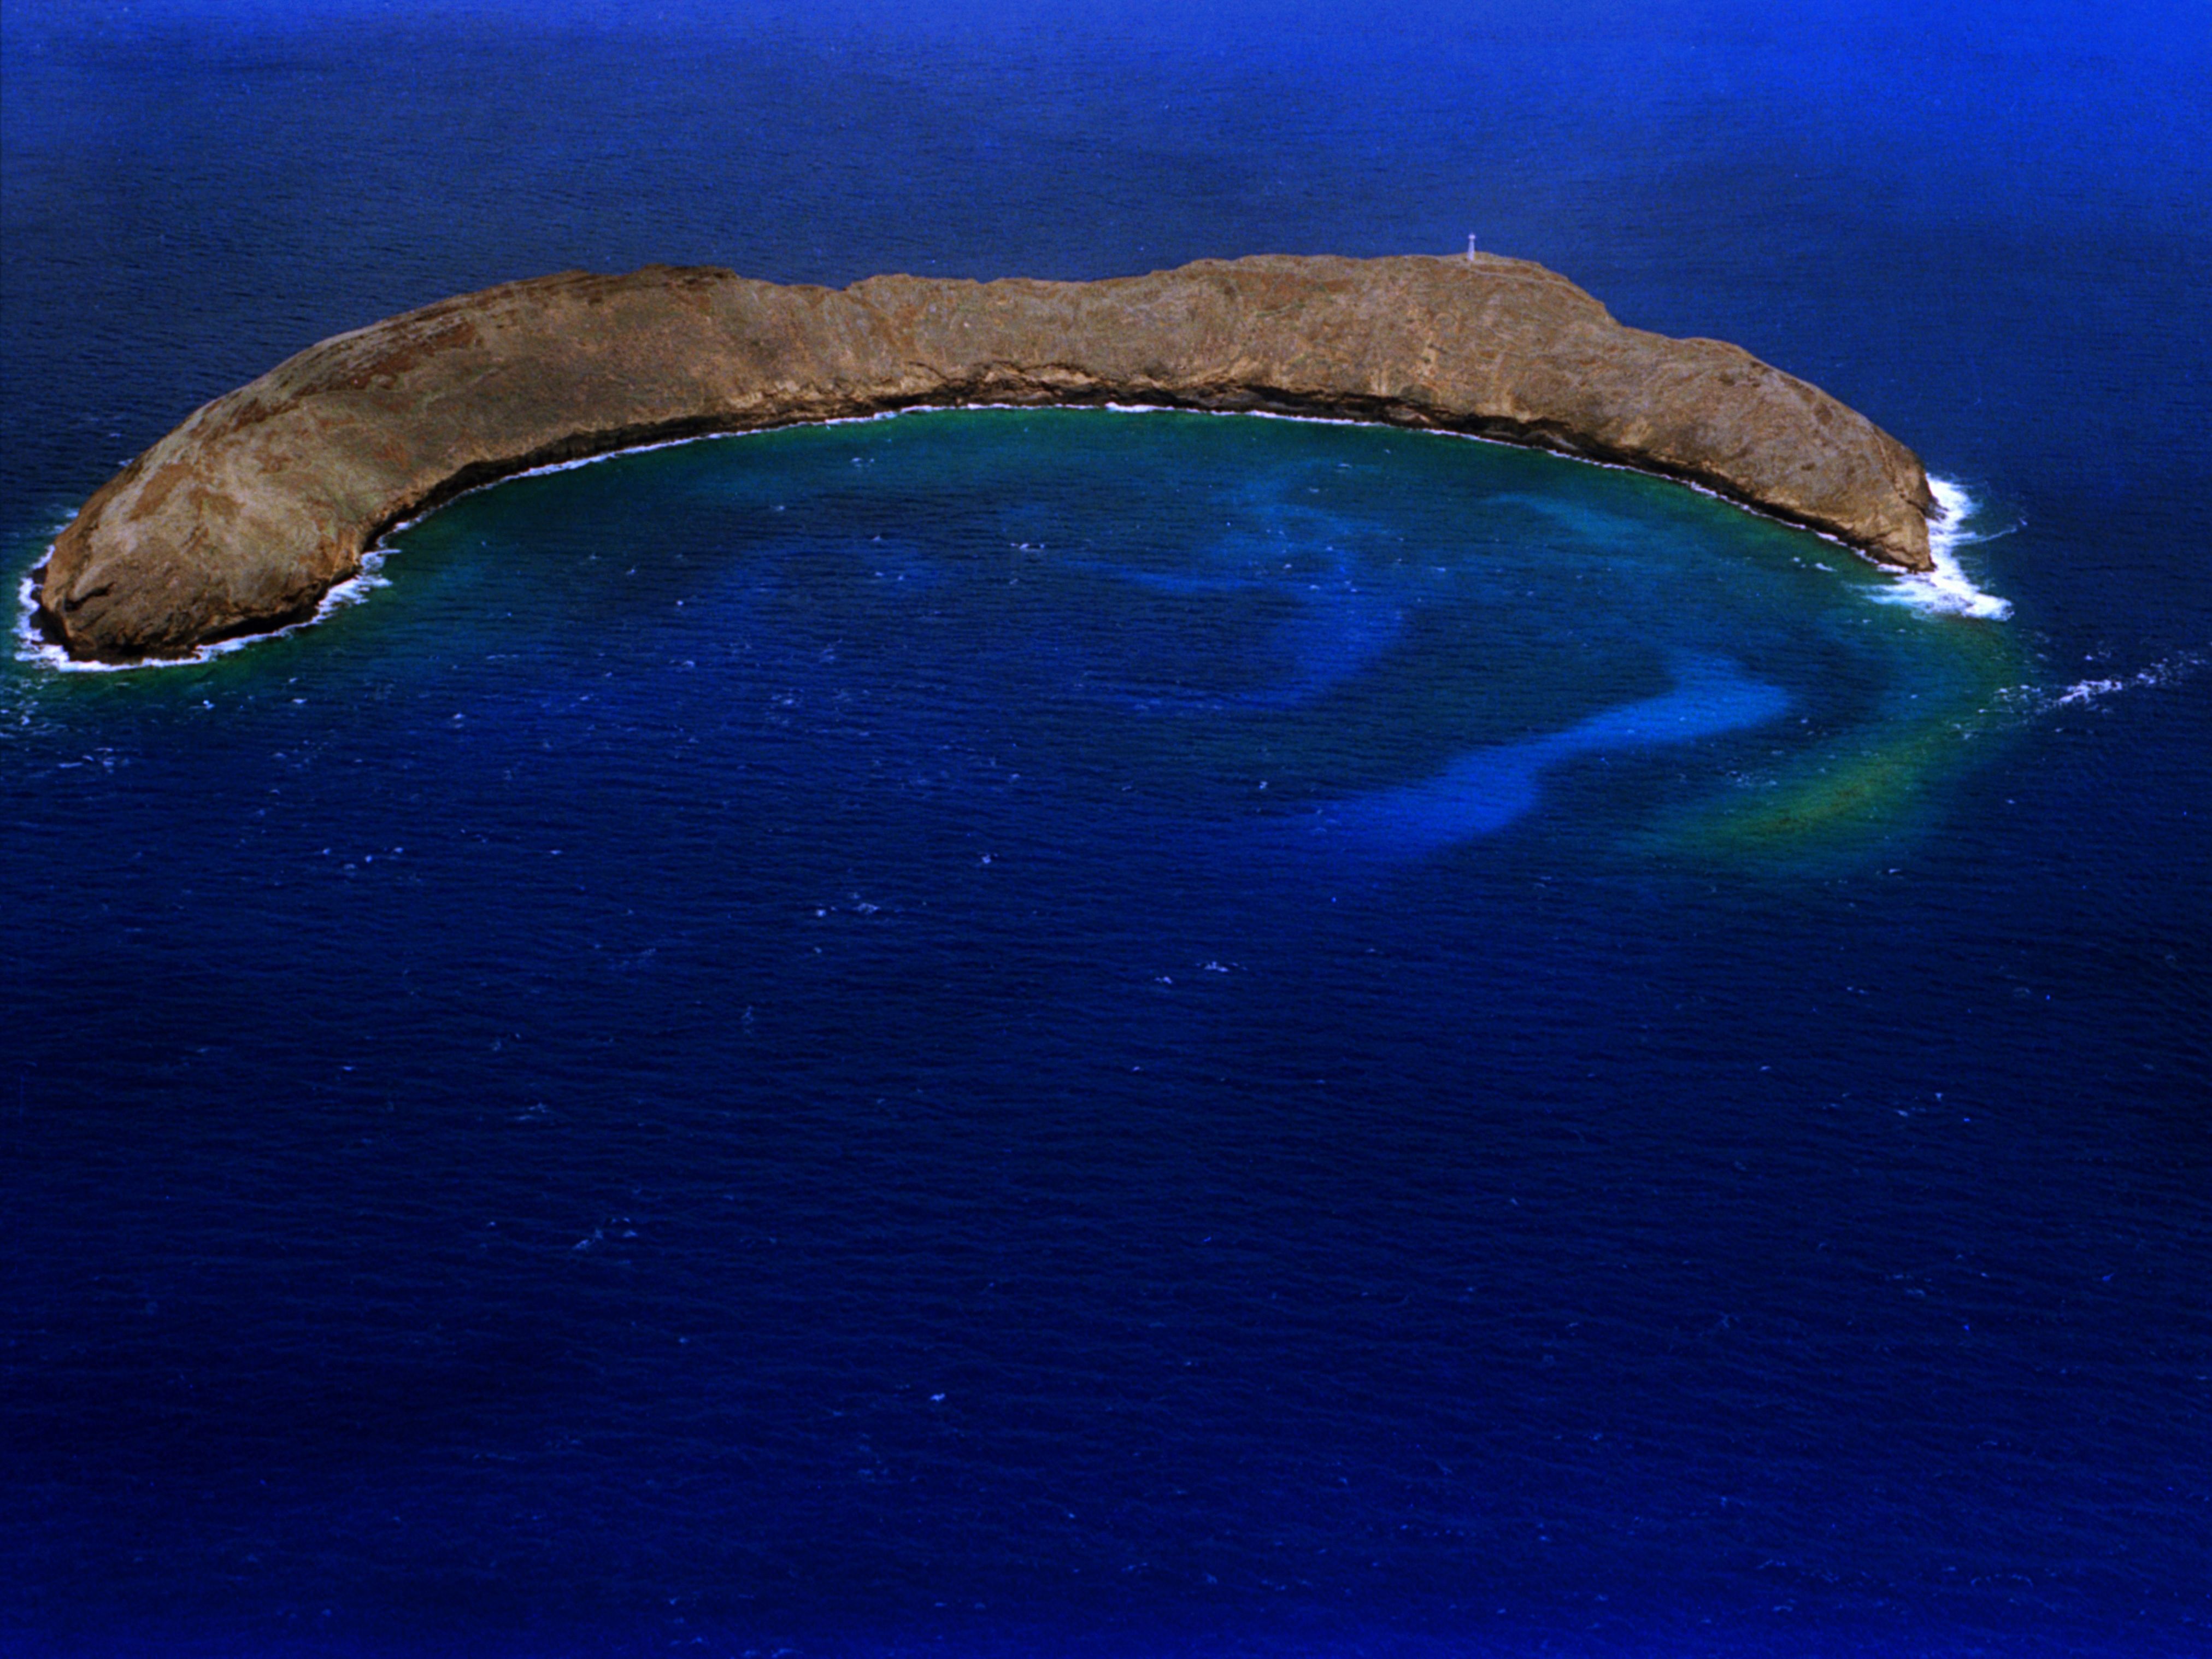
[4,3,2207,1654]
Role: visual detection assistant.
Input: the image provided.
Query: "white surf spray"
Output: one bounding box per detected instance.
[2007,650,2206,715]
[1867,476,2013,620]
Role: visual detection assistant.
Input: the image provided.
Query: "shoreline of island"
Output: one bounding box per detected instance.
[17,408,2004,676]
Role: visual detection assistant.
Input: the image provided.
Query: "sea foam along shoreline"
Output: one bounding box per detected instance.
[1870,477,2013,619]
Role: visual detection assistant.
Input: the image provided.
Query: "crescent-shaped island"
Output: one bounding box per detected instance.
[34,254,1938,663]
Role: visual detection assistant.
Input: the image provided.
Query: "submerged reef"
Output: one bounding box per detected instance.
[36,254,1936,662]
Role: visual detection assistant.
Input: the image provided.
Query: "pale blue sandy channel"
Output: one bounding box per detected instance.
[1319,653,1792,854]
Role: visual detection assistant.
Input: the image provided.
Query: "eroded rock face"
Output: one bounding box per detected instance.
[36,255,1936,662]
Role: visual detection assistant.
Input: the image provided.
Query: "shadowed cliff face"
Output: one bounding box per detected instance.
[35,254,1935,662]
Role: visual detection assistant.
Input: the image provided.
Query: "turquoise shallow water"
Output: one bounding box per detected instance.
[3,3,2208,1655]
[340,410,2016,867]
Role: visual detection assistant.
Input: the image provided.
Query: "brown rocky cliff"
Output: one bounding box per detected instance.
[36,255,1937,662]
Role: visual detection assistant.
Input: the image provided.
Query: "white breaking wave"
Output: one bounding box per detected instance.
[2013,650,2205,714]
[1867,476,2013,620]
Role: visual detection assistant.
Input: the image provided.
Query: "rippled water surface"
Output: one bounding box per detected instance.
[4,3,2208,1656]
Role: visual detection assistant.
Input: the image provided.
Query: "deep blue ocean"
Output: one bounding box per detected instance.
[3,2,2207,1654]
